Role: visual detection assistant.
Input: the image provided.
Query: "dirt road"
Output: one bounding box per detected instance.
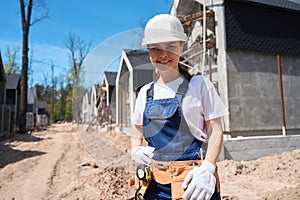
[0,123,135,200]
[1,123,299,200]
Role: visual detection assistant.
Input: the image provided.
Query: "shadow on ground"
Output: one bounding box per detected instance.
[0,133,46,168]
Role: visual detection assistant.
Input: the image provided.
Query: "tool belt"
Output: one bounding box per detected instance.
[129,160,221,200]
[152,159,220,199]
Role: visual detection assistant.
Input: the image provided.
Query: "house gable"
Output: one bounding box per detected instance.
[104,71,117,105]
[123,50,154,91]
[28,87,38,113]
[104,71,117,87]
[6,74,21,105]
[38,101,48,115]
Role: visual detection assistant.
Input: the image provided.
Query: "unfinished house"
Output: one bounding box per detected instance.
[90,84,99,120]
[0,52,9,133]
[81,91,91,123]
[96,71,117,125]
[116,50,155,133]
[6,74,21,132]
[27,87,38,130]
[171,0,300,160]
[37,101,49,127]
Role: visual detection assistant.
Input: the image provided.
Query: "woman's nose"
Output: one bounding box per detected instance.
[158,49,169,58]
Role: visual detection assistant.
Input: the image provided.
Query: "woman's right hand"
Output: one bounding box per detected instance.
[182,160,216,200]
[130,146,155,165]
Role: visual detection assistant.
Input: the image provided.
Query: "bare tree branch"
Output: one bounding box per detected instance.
[31,12,49,26]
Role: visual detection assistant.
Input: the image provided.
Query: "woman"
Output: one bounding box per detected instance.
[130,14,229,200]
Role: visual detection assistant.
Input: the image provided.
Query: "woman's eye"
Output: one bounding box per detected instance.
[166,46,176,51]
[148,47,160,52]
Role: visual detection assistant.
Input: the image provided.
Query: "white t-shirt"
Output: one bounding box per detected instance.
[132,75,229,141]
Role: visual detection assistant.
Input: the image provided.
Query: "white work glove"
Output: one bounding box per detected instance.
[130,146,154,165]
[182,160,216,200]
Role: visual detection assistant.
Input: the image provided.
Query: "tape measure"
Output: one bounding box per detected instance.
[136,164,151,182]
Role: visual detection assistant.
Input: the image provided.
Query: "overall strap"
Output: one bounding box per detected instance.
[146,78,190,101]
[176,78,189,96]
[146,82,155,100]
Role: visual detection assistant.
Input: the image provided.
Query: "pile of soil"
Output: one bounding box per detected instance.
[103,129,300,200]
[218,150,300,199]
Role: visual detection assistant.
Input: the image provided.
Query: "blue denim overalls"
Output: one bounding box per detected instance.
[142,79,219,200]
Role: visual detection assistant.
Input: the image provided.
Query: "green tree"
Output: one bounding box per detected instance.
[4,46,20,74]
[65,33,92,121]
[54,74,67,121]
[65,83,73,121]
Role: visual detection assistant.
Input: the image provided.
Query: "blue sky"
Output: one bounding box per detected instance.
[0,0,172,87]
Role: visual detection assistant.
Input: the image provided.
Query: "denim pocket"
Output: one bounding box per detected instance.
[144,102,178,120]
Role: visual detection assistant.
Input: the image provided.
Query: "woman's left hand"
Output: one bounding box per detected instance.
[130,146,154,165]
[182,160,216,200]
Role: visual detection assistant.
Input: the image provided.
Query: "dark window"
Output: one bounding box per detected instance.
[6,89,15,105]
[28,104,33,112]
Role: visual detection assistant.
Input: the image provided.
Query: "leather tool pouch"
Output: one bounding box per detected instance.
[170,160,202,199]
[152,160,221,200]
[128,176,150,199]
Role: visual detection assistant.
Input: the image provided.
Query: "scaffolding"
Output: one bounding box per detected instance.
[177,8,216,80]
[96,83,108,126]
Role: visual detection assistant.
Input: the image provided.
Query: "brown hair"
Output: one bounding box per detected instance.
[178,57,193,81]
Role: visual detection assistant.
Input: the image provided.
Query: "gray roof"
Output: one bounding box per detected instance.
[176,0,300,15]
[104,71,117,86]
[6,74,21,89]
[225,0,300,56]
[124,49,153,70]
[244,0,300,12]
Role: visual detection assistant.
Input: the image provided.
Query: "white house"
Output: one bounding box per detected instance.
[115,49,155,133]
[82,91,91,123]
[27,87,38,130]
[96,71,118,125]
[90,84,99,120]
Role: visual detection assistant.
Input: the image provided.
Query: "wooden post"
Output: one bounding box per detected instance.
[209,55,212,81]
[277,55,286,136]
[202,2,207,74]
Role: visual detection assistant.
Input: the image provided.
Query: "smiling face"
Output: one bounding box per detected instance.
[147,41,183,73]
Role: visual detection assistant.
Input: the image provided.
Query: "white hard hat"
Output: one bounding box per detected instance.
[142,14,187,46]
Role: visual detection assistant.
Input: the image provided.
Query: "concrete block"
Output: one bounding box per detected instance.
[221,135,300,161]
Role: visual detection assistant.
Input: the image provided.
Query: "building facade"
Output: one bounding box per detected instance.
[171,0,300,137]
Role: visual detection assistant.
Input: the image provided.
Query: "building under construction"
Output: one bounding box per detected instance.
[170,0,300,160]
